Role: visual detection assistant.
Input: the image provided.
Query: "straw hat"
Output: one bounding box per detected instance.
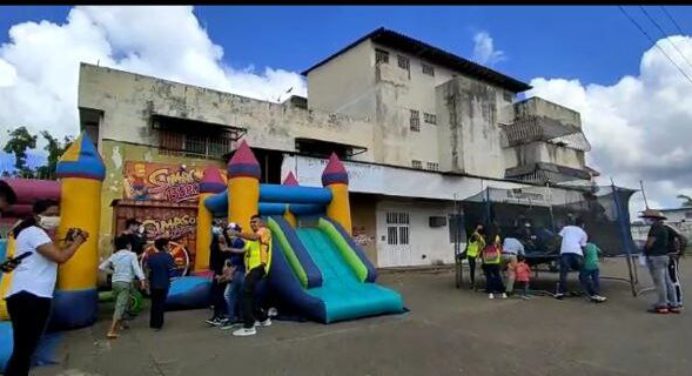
[640,208,667,220]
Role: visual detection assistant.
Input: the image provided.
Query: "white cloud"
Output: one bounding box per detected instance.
[472,31,506,66]
[0,6,306,144]
[527,34,692,215]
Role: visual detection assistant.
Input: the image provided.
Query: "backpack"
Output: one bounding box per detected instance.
[666,225,688,256]
[482,244,501,264]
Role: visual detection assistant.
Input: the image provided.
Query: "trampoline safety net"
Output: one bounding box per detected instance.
[459,184,638,258]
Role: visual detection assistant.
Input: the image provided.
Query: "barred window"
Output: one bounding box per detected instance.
[397,55,410,70]
[426,162,439,171]
[422,63,435,76]
[424,112,437,125]
[410,110,420,132]
[411,160,422,169]
[376,49,389,64]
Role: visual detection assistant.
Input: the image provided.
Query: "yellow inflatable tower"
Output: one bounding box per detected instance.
[322,153,352,235]
[195,166,226,272]
[228,140,261,232]
[52,133,105,329]
[282,171,299,228]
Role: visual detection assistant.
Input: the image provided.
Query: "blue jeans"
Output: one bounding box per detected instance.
[646,255,678,309]
[224,270,245,322]
[580,268,600,296]
[558,253,586,294]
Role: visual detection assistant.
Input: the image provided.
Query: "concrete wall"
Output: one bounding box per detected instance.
[376,199,456,267]
[79,64,375,161]
[435,77,506,178]
[350,194,378,265]
[504,141,585,170]
[514,97,581,128]
[306,40,376,121]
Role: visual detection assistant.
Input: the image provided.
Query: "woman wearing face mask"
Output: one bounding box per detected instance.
[3,199,88,376]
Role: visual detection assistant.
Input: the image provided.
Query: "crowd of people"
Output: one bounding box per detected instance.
[0,178,688,375]
[464,218,607,303]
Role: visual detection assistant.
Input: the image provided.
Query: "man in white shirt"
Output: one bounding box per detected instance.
[502,236,525,295]
[99,235,147,339]
[556,217,588,299]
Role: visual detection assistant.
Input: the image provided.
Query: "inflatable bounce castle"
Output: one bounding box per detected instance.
[0,135,404,369]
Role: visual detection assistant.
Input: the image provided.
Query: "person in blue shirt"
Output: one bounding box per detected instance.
[145,237,176,330]
[219,223,246,330]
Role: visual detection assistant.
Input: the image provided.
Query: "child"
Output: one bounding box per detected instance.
[146,237,177,330]
[515,255,532,299]
[481,231,506,299]
[220,223,247,330]
[581,242,607,303]
[99,235,147,339]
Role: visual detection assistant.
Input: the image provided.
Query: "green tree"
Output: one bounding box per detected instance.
[677,194,692,208]
[35,131,73,180]
[3,126,37,178]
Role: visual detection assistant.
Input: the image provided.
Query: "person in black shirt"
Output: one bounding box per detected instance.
[122,218,146,256]
[145,237,176,330]
[205,221,229,326]
[641,209,679,314]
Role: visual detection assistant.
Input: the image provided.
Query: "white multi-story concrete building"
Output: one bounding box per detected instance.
[80,27,596,268]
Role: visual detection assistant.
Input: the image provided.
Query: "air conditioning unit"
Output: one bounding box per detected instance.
[429,216,447,228]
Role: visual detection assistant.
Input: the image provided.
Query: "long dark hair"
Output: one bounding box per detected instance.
[12,199,58,238]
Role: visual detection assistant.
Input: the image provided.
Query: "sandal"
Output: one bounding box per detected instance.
[107,332,119,339]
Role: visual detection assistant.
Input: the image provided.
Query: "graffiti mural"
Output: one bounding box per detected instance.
[141,215,197,241]
[123,161,226,203]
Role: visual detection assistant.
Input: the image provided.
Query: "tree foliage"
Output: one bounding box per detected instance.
[677,194,692,208]
[2,127,74,180]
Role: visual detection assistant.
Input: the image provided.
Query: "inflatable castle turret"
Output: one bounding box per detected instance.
[52,133,105,329]
[195,166,226,272]
[322,153,352,235]
[282,172,299,227]
[227,140,261,232]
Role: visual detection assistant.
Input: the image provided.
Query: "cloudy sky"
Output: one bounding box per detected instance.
[2,5,692,215]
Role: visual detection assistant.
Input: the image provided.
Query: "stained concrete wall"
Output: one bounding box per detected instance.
[504,141,585,170]
[514,97,581,128]
[435,77,506,178]
[79,63,375,161]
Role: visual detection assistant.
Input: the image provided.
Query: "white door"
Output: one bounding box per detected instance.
[378,211,411,267]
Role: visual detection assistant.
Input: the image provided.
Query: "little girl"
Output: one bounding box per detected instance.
[515,255,532,299]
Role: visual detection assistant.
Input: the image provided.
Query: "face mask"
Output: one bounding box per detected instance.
[138,226,145,234]
[212,226,222,236]
[39,215,61,230]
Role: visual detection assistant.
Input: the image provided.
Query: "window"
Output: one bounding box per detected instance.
[411,160,422,169]
[155,115,243,159]
[397,55,410,71]
[410,109,420,132]
[503,91,513,102]
[426,162,439,171]
[422,63,435,76]
[424,112,437,125]
[386,212,410,245]
[376,49,389,64]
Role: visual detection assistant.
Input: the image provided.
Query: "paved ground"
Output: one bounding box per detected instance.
[34,258,691,376]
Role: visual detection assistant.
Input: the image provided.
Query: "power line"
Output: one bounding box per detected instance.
[639,6,692,75]
[660,6,687,36]
[618,6,692,86]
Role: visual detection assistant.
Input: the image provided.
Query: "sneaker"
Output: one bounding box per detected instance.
[648,307,670,314]
[255,318,272,327]
[501,293,508,299]
[267,307,278,317]
[591,295,607,303]
[669,306,682,314]
[205,317,224,327]
[232,327,257,336]
[520,295,531,300]
[554,293,566,300]
[488,293,495,300]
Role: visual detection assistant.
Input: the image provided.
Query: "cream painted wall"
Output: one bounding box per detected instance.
[79,64,375,162]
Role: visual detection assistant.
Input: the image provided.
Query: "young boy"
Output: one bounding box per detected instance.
[515,255,532,299]
[99,235,147,339]
[581,242,607,303]
[146,238,177,330]
[219,223,247,330]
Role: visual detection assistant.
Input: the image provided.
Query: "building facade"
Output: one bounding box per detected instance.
[79,28,594,268]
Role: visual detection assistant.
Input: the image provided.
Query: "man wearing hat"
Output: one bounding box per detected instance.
[641,209,680,314]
